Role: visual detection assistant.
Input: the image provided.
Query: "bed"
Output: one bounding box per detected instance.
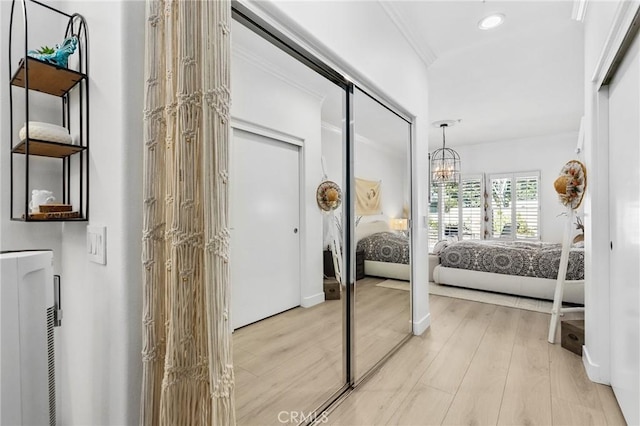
[356,221,410,281]
[433,239,584,304]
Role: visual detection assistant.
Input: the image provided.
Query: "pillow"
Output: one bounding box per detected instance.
[432,240,448,254]
[355,220,389,242]
[432,236,460,255]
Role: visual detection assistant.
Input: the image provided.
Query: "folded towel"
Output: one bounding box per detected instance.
[19,121,72,144]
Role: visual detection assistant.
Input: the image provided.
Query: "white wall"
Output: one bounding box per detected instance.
[355,141,406,222]
[57,1,144,425]
[452,132,578,243]
[0,1,65,272]
[1,1,144,424]
[231,44,326,307]
[321,124,407,238]
[254,0,432,334]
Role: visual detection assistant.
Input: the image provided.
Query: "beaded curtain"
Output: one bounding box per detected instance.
[140,0,235,424]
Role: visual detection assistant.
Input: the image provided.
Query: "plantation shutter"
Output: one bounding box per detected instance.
[440,181,460,238]
[515,174,540,239]
[489,171,540,240]
[428,184,440,248]
[490,176,513,238]
[461,176,482,240]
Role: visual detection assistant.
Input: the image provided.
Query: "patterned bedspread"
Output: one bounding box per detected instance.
[439,240,584,280]
[357,232,410,265]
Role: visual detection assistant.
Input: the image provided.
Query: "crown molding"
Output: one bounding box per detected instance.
[321,121,404,159]
[378,1,437,68]
[237,0,415,121]
[232,44,326,103]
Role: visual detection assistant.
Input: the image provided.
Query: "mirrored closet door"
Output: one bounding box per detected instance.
[229,5,414,423]
[352,87,413,380]
[229,17,347,424]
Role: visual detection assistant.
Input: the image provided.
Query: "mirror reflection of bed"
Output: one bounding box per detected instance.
[352,221,412,377]
[320,85,413,380]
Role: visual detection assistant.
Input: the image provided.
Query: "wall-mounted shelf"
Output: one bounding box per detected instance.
[12,139,86,158]
[8,0,89,222]
[23,211,82,221]
[10,57,86,96]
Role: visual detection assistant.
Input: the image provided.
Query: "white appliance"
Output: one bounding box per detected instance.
[1,250,61,425]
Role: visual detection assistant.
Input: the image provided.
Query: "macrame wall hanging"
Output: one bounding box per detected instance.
[141,0,235,424]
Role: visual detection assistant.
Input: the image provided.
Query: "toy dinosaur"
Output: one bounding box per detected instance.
[27,35,78,68]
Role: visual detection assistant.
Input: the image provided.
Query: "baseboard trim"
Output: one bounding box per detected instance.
[301,291,325,308]
[583,345,610,385]
[413,312,431,336]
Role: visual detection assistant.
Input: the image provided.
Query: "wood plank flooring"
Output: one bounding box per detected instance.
[328,295,627,426]
[354,277,412,378]
[233,294,342,425]
[233,278,626,426]
[234,277,410,425]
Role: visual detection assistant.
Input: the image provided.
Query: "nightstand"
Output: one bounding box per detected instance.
[323,249,336,278]
[324,248,366,280]
[356,248,365,280]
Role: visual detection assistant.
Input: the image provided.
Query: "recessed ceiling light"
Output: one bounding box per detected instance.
[478,13,505,30]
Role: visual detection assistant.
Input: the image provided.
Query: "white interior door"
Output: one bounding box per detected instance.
[230,128,301,329]
[607,31,640,426]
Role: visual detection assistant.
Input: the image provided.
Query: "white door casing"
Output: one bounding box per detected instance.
[230,128,301,329]
[607,28,640,426]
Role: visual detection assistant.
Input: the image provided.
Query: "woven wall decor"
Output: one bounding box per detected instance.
[141,0,235,424]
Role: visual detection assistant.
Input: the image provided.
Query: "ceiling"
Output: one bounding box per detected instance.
[234,1,585,151]
[382,0,585,147]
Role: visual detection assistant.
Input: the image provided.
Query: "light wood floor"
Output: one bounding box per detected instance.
[353,277,411,378]
[233,277,411,425]
[327,294,627,426]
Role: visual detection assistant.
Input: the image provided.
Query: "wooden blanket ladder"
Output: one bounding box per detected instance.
[548,206,585,343]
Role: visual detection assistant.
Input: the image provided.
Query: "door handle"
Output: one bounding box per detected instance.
[294,228,298,234]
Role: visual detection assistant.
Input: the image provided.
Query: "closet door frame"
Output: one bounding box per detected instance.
[593,7,640,423]
[588,4,640,424]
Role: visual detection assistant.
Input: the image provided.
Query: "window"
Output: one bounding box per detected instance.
[428,184,440,246]
[441,181,460,238]
[489,172,540,239]
[429,181,459,245]
[429,175,483,250]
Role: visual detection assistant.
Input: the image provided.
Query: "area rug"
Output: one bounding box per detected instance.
[376,279,554,314]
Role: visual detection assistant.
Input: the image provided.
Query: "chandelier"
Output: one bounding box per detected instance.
[431,121,460,185]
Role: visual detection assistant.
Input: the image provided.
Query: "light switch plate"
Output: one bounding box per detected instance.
[87,225,106,265]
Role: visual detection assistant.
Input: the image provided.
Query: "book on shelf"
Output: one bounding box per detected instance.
[39,203,73,213]
[24,210,80,220]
